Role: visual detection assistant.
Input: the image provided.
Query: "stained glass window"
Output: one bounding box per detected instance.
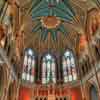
[22,48,36,83]
[62,50,77,83]
[42,54,56,84]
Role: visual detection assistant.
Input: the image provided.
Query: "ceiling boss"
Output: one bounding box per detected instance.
[41,16,61,29]
[31,0,75,41]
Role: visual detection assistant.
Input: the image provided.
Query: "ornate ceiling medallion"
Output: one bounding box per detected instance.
[41,16,61,29]
[31,0,75,41]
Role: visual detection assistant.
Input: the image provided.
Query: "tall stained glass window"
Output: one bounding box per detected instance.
[22,48,36,83]
[62,50,77,83]
[42,54,56,84]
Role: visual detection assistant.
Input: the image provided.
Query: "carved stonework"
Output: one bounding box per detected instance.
[0,25,5,48]
[41,16,61,29]
[15,30,24,61]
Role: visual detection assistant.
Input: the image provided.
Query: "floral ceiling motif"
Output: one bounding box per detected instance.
[31,0,75,41]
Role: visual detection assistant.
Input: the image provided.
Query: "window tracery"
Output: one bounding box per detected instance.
[42,54,56,84]
[22,48,36,83]
[62,50,77,83]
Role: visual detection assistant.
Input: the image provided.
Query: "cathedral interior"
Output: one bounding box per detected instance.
[0,0,100,100]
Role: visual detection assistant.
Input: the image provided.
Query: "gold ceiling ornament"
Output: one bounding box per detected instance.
[41,16,61,29]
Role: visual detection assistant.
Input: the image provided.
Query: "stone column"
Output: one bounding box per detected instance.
[3,73,12,100]
[15,81,20,100]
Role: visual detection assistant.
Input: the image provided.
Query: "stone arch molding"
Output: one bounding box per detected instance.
[0,48,16,100]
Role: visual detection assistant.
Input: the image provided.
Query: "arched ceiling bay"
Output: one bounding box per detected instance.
[16,0,100,54]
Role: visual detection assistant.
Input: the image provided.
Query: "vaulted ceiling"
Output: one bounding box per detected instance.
[16,0,99,55]
[1,0,100,57]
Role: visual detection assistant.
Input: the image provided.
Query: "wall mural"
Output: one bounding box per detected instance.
[62,50,77,83]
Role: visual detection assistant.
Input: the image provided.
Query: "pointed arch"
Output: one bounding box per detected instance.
[62,50,77,83]
[42,53,56,84]
[22,48,36,83]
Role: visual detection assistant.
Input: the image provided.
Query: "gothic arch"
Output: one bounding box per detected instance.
[41,53,57,84]
[62,49,77,83]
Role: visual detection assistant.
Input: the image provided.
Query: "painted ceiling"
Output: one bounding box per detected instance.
[17,0,99,52]
[1,0,100,54]
[31,0,75,41]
